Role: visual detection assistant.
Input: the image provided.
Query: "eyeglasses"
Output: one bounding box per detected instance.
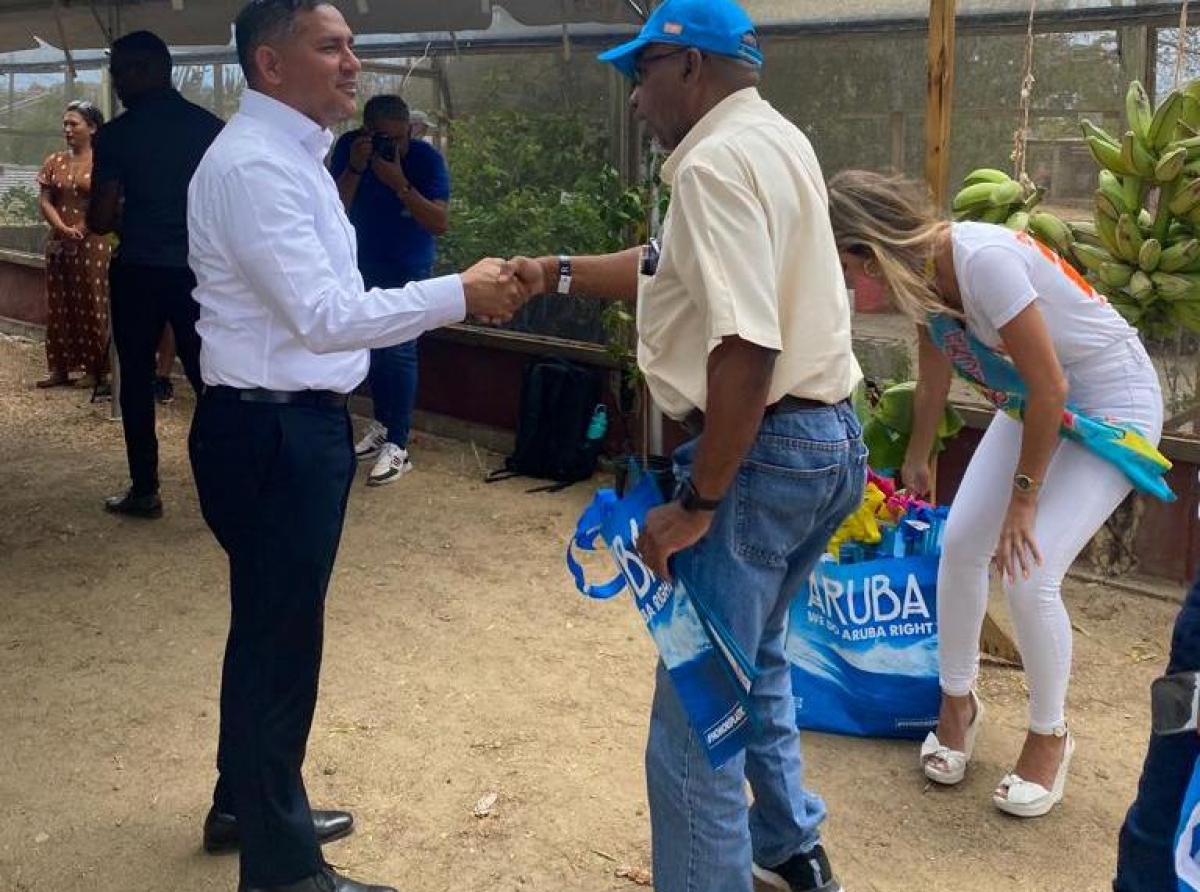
[632,47,689,85]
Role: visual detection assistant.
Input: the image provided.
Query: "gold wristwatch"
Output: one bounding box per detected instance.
[1013,473,1041,494]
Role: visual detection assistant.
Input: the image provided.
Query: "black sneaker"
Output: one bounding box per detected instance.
[154,375,174,405]
[752,844,842,892]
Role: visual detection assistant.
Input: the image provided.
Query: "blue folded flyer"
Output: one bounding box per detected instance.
[567,472,759,767]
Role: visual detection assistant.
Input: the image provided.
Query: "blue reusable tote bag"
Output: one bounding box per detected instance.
[787,552,941,738]
[567,472,760,767]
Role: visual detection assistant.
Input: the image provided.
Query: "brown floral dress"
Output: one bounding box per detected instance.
[38,150,112,374]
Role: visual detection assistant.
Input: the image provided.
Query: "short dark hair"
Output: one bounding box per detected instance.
[235,0,328,82]
[363,95,409,127]
[65,100,105,130]
[109,30,172,75]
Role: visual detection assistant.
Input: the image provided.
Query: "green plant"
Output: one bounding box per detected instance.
[0,185,39,224]
[435,110,637,272]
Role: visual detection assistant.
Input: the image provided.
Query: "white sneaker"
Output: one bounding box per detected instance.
[354,421,388,462]
[367,443,413,486]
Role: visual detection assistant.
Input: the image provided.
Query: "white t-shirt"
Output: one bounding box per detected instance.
[951,221,1136,367]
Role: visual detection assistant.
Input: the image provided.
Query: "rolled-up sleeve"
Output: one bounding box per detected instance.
[670,162,782,353]
[211,156,464,354]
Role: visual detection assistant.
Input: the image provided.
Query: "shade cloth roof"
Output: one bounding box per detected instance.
[0,0,644,54]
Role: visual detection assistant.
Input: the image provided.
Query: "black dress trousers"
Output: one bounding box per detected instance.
[189,391,356,888]
[109,259,204,495]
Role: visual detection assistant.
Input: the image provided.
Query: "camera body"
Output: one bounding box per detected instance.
[370,131,397,162]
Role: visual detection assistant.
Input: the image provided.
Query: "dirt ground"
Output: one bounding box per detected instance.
[0,331,1185,892]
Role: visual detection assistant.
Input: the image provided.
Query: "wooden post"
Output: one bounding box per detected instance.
[924,0,956,209]
[924,0,1022,667]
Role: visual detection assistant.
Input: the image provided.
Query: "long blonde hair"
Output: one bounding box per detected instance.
[827,170,953,322]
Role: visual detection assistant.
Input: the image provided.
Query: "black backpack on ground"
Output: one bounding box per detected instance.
[487,358,603,492]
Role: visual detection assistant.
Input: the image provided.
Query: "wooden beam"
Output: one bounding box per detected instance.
[924,0,957,206]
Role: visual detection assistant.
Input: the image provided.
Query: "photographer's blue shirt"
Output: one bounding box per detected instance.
[329,130,450,287]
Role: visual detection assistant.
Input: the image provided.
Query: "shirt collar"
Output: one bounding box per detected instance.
[238,89,334,161]
[660,87,761,185]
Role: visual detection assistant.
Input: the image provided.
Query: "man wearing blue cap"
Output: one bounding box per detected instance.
[514,1,862,891]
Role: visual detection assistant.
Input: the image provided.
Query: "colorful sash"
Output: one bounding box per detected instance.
[925,313,1174,502]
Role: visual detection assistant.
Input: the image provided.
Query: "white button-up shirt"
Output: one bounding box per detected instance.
[187,90,465,393]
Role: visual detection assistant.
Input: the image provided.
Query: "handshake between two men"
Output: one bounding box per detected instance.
[456,254,591,325]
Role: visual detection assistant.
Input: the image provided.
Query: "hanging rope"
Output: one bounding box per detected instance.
[1175,0,1191,89]
[1010,0,1037,188]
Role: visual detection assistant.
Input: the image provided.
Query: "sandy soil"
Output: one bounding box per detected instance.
[0,332,1185,892]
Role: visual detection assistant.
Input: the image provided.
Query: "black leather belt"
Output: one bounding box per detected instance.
[203,385,348,410]
[681,395,836,437]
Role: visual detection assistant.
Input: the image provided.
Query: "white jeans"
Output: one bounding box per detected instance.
[937,337,1163,733]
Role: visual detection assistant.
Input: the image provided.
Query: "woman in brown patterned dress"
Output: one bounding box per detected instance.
[36,100,111,389]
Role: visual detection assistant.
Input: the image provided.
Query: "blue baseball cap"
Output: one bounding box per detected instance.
[598,0,763,79]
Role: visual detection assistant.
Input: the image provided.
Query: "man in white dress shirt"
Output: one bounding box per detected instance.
[186,3,525,891]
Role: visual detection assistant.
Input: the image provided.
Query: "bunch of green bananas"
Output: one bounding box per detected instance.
[951,168,1041,227]
[1076,78,1200,336]
[951,168,1074,255]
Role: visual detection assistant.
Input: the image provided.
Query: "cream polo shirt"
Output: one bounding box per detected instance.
[636,87,861,420]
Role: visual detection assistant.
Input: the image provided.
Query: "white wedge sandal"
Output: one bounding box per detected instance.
[993,728,1075,818]
[919,690,984,785]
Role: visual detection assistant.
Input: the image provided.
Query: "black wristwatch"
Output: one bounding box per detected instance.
[676,478,722,513]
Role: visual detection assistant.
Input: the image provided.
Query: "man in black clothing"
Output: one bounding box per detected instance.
[88,30,223,519]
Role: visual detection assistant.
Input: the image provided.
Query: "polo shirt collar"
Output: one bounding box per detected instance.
[661,87,761,186]
[239,89,334,161]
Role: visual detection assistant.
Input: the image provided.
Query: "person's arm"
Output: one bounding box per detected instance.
[38,185,76,237]
[86,128,121,235]
[86,180,121,235]
[637,336,776,581]
[992,301,1068,581]
[635,161,784,580]
[332,132,372,210]
[206,156,522,353]
[901,325,953,496]
[510,249,642,302]
[369,154,449,236]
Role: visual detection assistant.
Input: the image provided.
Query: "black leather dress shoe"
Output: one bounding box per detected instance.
[240,866,396,892]
[103,489,163,519]
[203,807,354,854]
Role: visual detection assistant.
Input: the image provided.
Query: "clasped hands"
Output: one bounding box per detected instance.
[459,255,556,326]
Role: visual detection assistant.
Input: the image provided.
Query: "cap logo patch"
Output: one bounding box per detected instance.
[662,21,684,35]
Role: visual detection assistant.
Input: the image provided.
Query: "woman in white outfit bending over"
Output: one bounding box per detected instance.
[827,170,1164,818]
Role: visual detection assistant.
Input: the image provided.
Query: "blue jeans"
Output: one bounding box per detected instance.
[362,267,427,449]
[1114,571,1200,892]
[367,340,418,448]
[647,402,867,892]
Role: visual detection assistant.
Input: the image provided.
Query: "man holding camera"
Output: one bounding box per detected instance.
[330,95,449,486]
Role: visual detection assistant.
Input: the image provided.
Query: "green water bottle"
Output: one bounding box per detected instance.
[586,404,608,442]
